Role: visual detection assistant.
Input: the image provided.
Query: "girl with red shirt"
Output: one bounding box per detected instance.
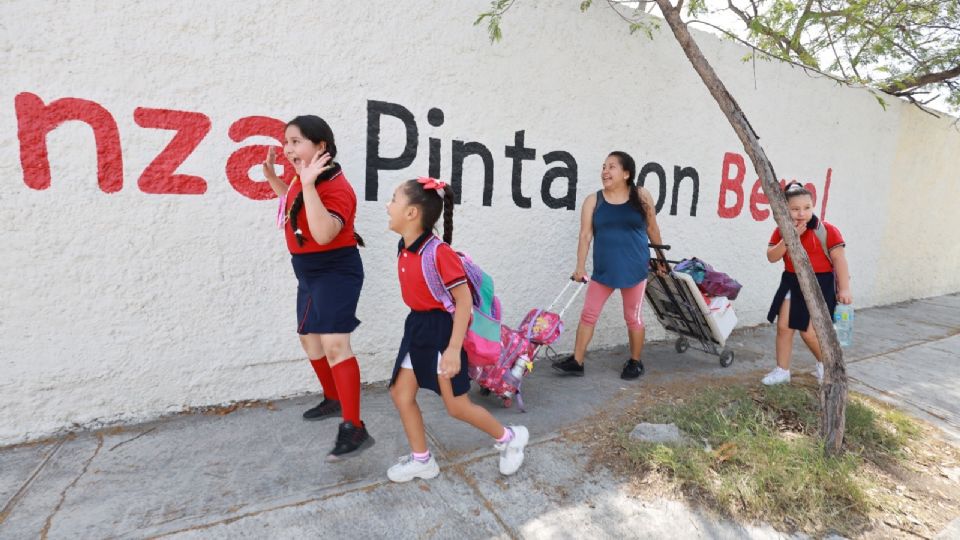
[263,115,373,461]
[383,178,528,483]
[763,181,853,386]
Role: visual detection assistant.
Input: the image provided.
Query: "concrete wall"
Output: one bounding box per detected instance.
[2,0,958,444]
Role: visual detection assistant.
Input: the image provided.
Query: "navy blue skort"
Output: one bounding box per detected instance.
[767,271,836,331]
[390,310,471,397]
[291,247,363,335]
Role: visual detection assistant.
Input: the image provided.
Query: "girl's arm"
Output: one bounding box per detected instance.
[299,152,344,244]
[440,283,472,378]
[263,147,289,197]
[301,186,344,244]
[573,194,596,282]
[767,241,787,263]
[831,246,853,304]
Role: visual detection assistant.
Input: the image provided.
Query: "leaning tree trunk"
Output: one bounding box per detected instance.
[653,0,847,454]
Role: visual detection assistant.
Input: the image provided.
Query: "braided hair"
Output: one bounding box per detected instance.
[608,151,648,216]
[403,179,454,244]
[286,115,364,247]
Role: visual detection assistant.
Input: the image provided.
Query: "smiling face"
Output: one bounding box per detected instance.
[787,194,814,226]
[386,183,417,234]
[601,154,630,190]
[283,124,326,174]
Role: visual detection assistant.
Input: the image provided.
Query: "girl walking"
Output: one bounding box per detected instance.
[384,177,528,483]
[263,115,373,461]
[552,151,665,380]
[762,181,852,385]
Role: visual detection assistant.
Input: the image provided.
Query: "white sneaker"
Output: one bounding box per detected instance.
[761,367,791,386]
[812,362,824,384]
[387,454,440,483]
[495,425,529,476]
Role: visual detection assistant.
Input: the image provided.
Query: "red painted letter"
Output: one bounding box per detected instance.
[820,168,832,219]
[749,178,769,221]
[226,116,292,200]
[717,152,745,218]
[15,92,123,192]
[134,108,211,195]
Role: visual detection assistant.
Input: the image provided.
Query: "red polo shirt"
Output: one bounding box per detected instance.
[397,233,468,311]
[769,218,845,273]
[284,171,358,254]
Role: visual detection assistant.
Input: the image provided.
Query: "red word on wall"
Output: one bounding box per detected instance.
[14,92,292,200]
[717,151,832,221]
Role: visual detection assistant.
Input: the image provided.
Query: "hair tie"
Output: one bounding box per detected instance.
[417,176,447,199]
[785,182,804,193]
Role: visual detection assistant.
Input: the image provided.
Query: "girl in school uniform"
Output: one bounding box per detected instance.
[762,181,853,385]
[262,115,373,461]
[384,177,528,483]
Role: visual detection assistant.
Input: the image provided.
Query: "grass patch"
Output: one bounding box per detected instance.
[619,384,920,534]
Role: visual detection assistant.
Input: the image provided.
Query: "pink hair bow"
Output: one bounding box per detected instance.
[417,176,447,198]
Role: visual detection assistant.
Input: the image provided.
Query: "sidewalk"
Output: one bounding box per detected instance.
[2,294,958,539]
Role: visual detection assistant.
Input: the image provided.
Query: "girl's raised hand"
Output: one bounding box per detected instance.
[439,347,461,379]
[262,147,279,180]
[300,150,333,186]
[793,221,807,237]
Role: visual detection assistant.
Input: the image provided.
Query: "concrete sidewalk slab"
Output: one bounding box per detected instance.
[1,293,958,538]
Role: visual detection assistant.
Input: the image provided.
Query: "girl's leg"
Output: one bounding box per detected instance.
[799,324,824,362]
[572,281,617,363]
[320,333,362,426]
[621,281,648,361]
[775,299,796,370]
[299,335,340,419]
[389,369,428,453]
[437,377,503,438]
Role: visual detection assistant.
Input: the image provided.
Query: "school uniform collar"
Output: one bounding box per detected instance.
[316,162,343,183]
[397,231,434,255]
[806,215,822,230]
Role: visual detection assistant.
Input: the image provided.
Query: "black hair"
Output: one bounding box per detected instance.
[403,179,454,244]
[783,181,813,201]
[608,151,648,216]
[285,115,364,247]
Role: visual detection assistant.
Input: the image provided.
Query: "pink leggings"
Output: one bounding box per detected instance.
[579,279,647,331]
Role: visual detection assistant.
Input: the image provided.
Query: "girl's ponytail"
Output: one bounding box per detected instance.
[441,187,455,245]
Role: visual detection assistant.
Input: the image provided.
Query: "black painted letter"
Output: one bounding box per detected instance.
[638,162,667,213]
[541,151,577,210]
[365,100,418,201]
[451,141,495,206]
[671,165,699,216]
[504,130,536,209]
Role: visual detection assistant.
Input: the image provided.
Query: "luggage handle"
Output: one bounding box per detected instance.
[547,279,587,317]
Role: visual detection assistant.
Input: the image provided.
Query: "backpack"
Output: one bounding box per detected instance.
[813,221,834,267]
[421,235,502,368]
[676,257,743,300]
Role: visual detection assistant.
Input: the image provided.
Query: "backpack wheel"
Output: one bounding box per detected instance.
[502,397,513,408]
[719,349,734,367]
[479,387,492,397]
[675,337,690,354]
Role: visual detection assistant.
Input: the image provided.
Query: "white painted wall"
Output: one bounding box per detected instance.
[2,0,958,445]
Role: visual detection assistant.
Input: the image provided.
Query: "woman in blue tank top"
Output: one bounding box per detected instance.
[552,151,665,380]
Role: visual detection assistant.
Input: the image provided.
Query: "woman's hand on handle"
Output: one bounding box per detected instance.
[571,269,589,283]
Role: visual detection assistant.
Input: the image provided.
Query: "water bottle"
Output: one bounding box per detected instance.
[833,304,854,347]
[509,354,528,381]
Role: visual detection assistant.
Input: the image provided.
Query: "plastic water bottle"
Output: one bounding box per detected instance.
[833,304,854,347]
[509,354,528,381]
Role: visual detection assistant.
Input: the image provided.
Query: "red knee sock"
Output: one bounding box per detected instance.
[331,357,362,426]
[309,357,339,401]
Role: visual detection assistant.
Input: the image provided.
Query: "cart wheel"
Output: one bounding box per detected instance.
[502,397,513,408]
[479,388,491,397]
[675,337,690,354]
[719,349,735,367]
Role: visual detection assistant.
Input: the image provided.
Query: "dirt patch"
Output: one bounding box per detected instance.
[572,369,960,538]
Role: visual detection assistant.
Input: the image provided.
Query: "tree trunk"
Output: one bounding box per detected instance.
[653,0,847,454]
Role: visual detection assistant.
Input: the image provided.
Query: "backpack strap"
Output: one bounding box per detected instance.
[420,235,456,313]
[813,220,833,267]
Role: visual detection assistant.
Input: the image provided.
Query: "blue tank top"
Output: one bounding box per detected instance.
[591,190,650,288]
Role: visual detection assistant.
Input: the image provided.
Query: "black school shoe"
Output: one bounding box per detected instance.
[302,398,341,421]
[621,359,645,380]
[326,421,375,462]
[551,355,585,376]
